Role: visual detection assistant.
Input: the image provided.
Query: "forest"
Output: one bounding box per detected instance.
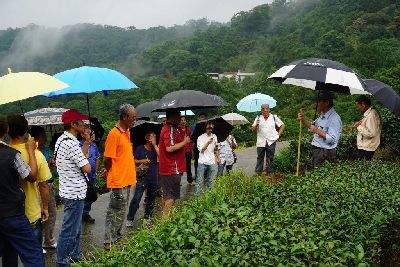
[0,0,399,147]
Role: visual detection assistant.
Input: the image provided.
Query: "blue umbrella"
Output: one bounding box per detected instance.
[44,66,138,116]
[237,93,277,112]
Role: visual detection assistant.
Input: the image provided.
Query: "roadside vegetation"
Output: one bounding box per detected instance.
[77,160,400,266]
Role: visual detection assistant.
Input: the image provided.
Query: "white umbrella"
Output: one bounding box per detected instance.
[222,113,249,125]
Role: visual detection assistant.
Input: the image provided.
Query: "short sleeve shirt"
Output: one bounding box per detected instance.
[197,133,218,165]
[252,115,284,147]
[10,143,52,223]
[104,127,136,188]
[55,132,89,200]
[134,145,158,182]
[158,123,186,176]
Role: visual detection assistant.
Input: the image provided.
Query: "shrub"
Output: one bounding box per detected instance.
[76,161,400,266]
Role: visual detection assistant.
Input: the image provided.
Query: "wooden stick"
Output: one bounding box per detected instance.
[296,120,302,176]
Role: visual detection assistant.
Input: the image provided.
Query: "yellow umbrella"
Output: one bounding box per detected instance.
[0,69,69,105]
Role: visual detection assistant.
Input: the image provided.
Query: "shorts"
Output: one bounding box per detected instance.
[159,174,181,200]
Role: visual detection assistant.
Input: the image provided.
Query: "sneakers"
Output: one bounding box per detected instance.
[126,220,134,227]
[43,242,57,249]
[82,214,95,224]
[43,249,47,254]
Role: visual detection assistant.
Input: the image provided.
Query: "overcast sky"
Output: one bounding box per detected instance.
[0,0,270,30]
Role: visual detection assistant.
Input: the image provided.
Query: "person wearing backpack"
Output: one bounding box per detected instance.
[251,104,285,175]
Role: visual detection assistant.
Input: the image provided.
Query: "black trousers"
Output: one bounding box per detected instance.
[255,142,276,175]
[185,152,193,183]
[356,149,374,160]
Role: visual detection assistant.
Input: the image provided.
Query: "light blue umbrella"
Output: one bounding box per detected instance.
[237,93,277,112]
[44,66,138,116]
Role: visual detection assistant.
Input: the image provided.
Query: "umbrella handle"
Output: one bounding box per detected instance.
[296,120,302,176]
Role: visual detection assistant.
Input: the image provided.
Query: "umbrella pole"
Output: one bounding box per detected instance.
[296,121,302,176]
[86,94,91,117]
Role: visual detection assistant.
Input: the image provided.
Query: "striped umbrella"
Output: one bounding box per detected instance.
[269,58,369,95]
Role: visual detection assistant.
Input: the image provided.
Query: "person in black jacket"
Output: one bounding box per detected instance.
[0,114,44,266]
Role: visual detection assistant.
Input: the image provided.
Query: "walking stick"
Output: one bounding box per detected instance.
[296,120,302,176]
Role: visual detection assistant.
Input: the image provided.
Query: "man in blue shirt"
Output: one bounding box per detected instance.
[298,90,343,167]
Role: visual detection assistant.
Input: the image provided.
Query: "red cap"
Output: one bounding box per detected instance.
[61,109,89,124]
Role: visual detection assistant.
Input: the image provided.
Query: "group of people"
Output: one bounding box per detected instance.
[252,91,382,176]
[0,90,381,266]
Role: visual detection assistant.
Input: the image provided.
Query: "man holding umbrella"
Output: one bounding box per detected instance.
[352,95,381,160]
[252,104,285,175]
[298,91,343,167]
[158,109,191,219]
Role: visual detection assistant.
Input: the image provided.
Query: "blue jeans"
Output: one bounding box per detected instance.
[195,163,217,195]
[216,162,226,177]
[127,177,157,220]
[56,198,84,267]
[83,176,96,217]
[0,214,44,267]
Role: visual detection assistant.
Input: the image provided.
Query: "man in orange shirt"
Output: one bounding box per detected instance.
[103,104,137,250]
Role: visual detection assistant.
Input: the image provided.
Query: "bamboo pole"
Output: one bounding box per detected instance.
[296,120,302,176]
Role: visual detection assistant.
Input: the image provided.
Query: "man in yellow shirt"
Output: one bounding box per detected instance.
[7,114,51,256]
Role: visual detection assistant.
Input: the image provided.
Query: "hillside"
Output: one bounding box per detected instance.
[0,0,399,146]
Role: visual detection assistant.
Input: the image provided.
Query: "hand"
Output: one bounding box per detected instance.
[101,168,108,178]
[352,120,362,128]
[25,137,37,152]
[216,157,221,165]
[41,208,49,222]
[309,125,318,134]
[144,159,151,165]
[184,136,191,144]
[48,157,56,167]
[208,138,214,144]
[297,109,305,122]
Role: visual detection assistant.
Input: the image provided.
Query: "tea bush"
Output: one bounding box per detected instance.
[77,161,400,266]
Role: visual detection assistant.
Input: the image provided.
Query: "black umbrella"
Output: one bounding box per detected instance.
[130,120,163,149]
[152,90,227,112]
[136,101,164,119]
[191,116,234,143]
[269,58,368,95]
[363,79,400,117]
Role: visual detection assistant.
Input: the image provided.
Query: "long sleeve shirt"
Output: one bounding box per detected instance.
[311,108,342,149]
[356,107,381,151]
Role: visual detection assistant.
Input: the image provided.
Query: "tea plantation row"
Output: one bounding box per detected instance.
[77,160,400,266]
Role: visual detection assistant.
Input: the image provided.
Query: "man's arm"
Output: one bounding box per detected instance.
[38,181,49,222]
[166,136,191,153]
[25,138,38,182]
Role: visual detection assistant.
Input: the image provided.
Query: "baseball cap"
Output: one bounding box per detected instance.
[315,90,334,101]
[61,109,89,124]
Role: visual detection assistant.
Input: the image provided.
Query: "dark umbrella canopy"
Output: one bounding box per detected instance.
[152,90,227,112]
[269,58,368,95]
[130,120,163,149]
[363,79,400,117]
[136,101,164,119]
[191,116,234,143]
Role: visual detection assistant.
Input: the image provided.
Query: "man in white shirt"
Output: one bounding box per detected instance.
[55,109,91,267]
[195,122,220,195]
[252,104,285,175]
[352,95,382,160]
